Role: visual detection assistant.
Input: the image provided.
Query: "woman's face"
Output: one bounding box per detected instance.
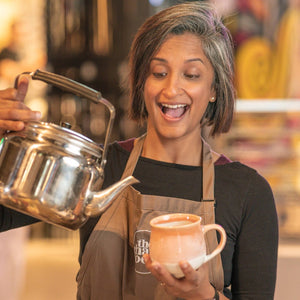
[144,32,215,141]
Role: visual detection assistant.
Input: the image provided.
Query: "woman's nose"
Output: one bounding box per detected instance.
[162,75,183,98]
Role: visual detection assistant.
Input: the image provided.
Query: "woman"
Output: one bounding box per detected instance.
[0,2,278,299]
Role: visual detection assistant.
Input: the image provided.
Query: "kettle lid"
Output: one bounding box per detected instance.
[22,121,102,157]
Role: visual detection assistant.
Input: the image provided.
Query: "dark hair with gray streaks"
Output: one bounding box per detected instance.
[128,1,235,136]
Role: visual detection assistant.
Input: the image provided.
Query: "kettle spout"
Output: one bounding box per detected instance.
[85,176,139,217]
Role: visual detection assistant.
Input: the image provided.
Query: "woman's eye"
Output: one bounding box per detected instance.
[153,72,167,78]
[185,74,200,79]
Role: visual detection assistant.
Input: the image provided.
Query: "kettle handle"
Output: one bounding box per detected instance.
[15,69,115,170]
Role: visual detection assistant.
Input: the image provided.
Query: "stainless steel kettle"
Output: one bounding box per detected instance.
[0,69,138,230]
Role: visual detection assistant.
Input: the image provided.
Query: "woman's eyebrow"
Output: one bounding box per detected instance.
[151,57,205,64]
[151,57,167,63]
[185,58,205,65]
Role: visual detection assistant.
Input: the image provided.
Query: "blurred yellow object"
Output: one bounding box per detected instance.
[274,9,300,98]
[236,37,273,98]
[236,8,300,98]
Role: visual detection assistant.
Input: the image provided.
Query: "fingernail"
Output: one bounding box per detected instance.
[181,262,188,269]
[34,111,42,119]
[153,262,161,272]
[16,122,25,131]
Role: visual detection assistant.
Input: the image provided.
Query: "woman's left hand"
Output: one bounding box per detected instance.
[143,254,215,300]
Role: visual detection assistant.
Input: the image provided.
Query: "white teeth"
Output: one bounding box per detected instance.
[161,104,187,109]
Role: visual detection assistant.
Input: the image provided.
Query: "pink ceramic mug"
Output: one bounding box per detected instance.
[149,213,226,278]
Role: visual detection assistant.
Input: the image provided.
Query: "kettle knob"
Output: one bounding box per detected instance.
[60,122,72,129]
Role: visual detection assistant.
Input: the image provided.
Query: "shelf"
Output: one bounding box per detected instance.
[236,99,300,113]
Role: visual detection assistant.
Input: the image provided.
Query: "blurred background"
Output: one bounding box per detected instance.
[0,0,299,299]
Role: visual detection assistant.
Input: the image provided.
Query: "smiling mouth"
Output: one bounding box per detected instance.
[159,103,189,119]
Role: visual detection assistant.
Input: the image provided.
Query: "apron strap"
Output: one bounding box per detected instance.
[121,134,146,180]
[203,201,224,292]
[202,138,224,292]
[202,138,215,202]
[121,134,224,291]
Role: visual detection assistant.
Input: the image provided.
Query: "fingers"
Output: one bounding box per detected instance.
[0,120,26,133]
[0,97,42,123]
[0,88,18,100]
[0,74,30,102]
[144,254,204,285]
[144,255,212,299]
[0,109,41,123]
[144,255,191,298]
[15,75,30,102]
[0,75,41,135]
[179,261,202,286]
[0,108,41,135]
[144,254,177,287]
[0,75,30,102]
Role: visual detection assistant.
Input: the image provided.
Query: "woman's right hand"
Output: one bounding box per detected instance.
[0,75,41,136]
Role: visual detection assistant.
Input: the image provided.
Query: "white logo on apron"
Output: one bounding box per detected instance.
[134,230,151,274]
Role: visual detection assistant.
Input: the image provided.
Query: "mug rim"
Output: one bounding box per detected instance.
[150,213,202,229]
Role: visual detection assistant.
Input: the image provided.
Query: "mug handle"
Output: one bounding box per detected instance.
[203,224,227,264]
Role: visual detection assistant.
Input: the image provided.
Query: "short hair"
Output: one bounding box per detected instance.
[128,2,235,136]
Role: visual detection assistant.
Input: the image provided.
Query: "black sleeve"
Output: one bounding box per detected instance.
[231,172,278,299]
[0,205,39,232]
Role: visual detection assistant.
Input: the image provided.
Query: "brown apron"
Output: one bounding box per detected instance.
[77,135,224,300]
